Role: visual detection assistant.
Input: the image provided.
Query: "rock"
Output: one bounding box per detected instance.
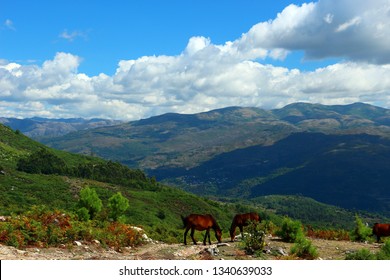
[217,243,230,247]
[73,241,82,246]
[206,247,219,256]
[0,216,10,222]
[131,226,143,232]
[277,247,288,256]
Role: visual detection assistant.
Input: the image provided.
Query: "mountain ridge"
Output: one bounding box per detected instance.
[29,102,390,216]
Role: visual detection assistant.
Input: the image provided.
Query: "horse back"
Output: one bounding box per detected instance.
[373,223,390,236]
[234,212,260,226]
[183,214,216,230]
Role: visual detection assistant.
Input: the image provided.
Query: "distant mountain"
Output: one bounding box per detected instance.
[0,117,123,139]
[38,102,390,215]
[42,102,390,168]
[158,132,390,214]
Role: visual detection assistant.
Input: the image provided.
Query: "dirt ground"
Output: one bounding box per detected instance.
[0,235,383,260]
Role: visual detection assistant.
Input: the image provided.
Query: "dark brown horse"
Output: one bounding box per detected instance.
[230,212,260,242]
[181,214,222,245]
[373,223,390,242]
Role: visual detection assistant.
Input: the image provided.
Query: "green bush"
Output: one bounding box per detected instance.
[345,248,376,260]
[350,215,372,242]
[345,239,390,260]
[376,239,390,260]
[290,237,318,259]
[243,220,268,255]
[276,217,305,243]
[76,207,90,221]
[79,187,103,219]
[108,192,129,222]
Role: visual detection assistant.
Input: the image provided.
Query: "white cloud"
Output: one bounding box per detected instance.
[1,0,390,120]
[59,29,87,42]
[4,19,15,30]
[335,16,362,32]
[234,0,390,64]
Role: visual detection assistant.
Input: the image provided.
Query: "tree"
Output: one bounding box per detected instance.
[107,192,129,222]
[17,148,67,175]
[78,187,103,219]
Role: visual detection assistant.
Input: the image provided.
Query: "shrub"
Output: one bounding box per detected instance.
[243,220,268,255]
[0,208,145,250]
[306,227,350,241]
[376,239,390,260]
[276,217,305,243]
[107,192,129,222]
[78,187,103,219]
[76,207,90,221]
[350,215,372,242]
[290,237,318,259]
[345,239,390,260]
[345,248,376,260]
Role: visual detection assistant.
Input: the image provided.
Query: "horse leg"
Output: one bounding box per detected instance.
[190,228,197,245]
[184,227,190,245]
[203,229,210,245]
[239,225,244,240]
[230,226,236,242]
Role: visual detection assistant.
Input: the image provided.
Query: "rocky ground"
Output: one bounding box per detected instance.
[0,235,382,260]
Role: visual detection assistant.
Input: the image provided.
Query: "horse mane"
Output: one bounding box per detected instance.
[210,216,221,231]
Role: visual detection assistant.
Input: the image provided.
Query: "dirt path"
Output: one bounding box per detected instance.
[0,236,382,260]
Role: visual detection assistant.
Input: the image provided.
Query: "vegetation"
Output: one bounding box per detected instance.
[78,187,103,219]
[107,192,129,222]
[35,103,390,217]
[275,217,305,243]
[1,122,390,260]
[346,239,390,260]
[0,206,143,250]
[242,220,269,256]
[350,215,373,242]
[290,237,319,260]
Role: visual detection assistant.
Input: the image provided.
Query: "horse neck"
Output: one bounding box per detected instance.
[212,222,221,232]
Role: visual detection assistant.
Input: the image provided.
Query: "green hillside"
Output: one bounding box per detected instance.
[1,122,382,239]
[0,123,264,242]
[27,102,390,218]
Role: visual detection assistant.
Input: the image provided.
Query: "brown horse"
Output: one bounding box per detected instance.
[181,214,222,245]
[373,223,390,242]
[230,212,260,242]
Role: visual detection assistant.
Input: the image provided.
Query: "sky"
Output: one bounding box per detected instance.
[1,0,390,120]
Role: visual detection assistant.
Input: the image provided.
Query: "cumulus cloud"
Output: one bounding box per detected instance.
[1,0,390,120]
[234,0,390,64]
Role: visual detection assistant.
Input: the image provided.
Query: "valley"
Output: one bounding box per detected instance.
[18,102,390,217]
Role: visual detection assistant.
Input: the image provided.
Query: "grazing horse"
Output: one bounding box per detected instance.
[230,212,260,242]
[372,223,390,242]
[181,214,222,245]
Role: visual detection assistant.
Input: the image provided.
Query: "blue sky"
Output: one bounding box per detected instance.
[2,0,310,75]
[1,0,390,120]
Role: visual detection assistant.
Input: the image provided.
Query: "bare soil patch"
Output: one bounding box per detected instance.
[0,236,382,260]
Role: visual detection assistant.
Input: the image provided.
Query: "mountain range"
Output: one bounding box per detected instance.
[0,117,122,139]
[4,102,390,216]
